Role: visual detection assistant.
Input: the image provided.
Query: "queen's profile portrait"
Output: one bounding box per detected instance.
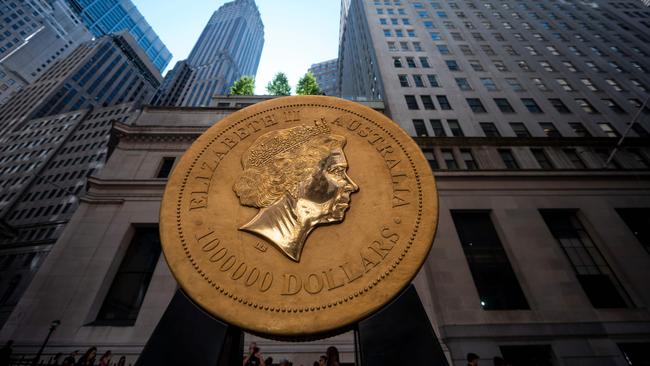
[233,121,358,262]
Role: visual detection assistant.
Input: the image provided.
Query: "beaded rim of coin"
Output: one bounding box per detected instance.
[160,96,438,338]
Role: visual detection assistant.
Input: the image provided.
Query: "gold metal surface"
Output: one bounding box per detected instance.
[160,96,438,338]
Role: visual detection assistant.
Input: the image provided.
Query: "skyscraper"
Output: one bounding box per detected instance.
[151,0,264,107]
[0,102,138,326]
[0,32,162,134]
[308,59,339,96]
[337,0,650,363]
[65,0,172,73]
[0,0,92,104]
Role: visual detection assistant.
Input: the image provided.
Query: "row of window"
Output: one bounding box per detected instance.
[420,145,648,171]
[453,208,648,311]
[96,205,649,325]
[393,56,648,94]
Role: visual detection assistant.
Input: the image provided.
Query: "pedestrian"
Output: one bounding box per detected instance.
[0,340,13,366]
[325,347,339,366]
[278,360,290,366]
[116,356,126,366]
[62,350,79,366]
[243,342,265,366]
[52,352,63,365]
[318,355,327,366]
[467,353,480,366]
[98,350,111,366]
[76,346,97,366]
[264,357,273,366]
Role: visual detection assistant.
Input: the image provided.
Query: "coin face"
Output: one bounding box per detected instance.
[160,96,438,338]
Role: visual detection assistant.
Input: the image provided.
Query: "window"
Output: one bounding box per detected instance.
[427,74,440,87]
[563,149,587,169]
[447,120,464,137]
[413,119,428,136]
[455,78,472,91]
[540,210,629,308]
[467,98,487,113]
[451,211,529,310]
[580,78,599,92]
[532,149,553,169]
[500,345,555,366]
[616,208,650,254]
[481,78,498,91]
[422,148,439,169]
[156,157,175,178]
[421,95,435,110]
[393,57,403,68]
[95,226,162,325]
[406,57,416,68]
[445,60,460,71]
[430,32,441,40]
[398,74,409,87]
[598,122,618,137]
[441,149,458,169]
[539,122,561,137]
[460,149,477,169]
[521,98,543,113]
[517,60,533,72]
[469,60,484,71]
[602,99,626,114]
[499,149,519,169]
[494,98,515,113]
[437,44,451,54]
[413,75,425,87]
[505,78,524,91]
[480,122,500,137]
[569,123,590,137]
[436,95,452,110]
[429,119,446,136]
[556,78,574,91]
[510,123,531,137]
[493,60,508,72]
[548,98,571,114]
[405,95,419,110]
[0,275,21,305]
[531,78,550,92]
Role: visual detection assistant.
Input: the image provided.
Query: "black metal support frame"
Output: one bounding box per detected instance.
[136,285,448,366]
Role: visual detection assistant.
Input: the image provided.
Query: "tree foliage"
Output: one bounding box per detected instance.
[266,72,291,96]
[229,75,255,96]
[295,72,322,95]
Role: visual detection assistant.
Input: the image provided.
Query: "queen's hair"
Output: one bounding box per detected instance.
[233,126,346,208]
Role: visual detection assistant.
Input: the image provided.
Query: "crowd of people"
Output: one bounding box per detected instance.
[0,341,129,366]
[243,342,341,366]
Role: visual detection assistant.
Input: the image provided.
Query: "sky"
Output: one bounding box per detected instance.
[132,0,341,95]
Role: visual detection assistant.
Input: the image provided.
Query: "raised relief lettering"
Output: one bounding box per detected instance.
[283,110,301,123]
[254,242,268,252]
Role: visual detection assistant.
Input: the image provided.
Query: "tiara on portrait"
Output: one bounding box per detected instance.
[247,121,331,168]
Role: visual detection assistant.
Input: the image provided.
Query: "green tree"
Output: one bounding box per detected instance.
[295,72,322,95]
[266,72,291,96]
[229,75,255,95]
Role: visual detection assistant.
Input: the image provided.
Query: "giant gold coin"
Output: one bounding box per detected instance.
[160,96,438,338]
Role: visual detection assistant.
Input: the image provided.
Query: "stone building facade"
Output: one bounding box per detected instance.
[0,103,138,326]
[309,59,340,96]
